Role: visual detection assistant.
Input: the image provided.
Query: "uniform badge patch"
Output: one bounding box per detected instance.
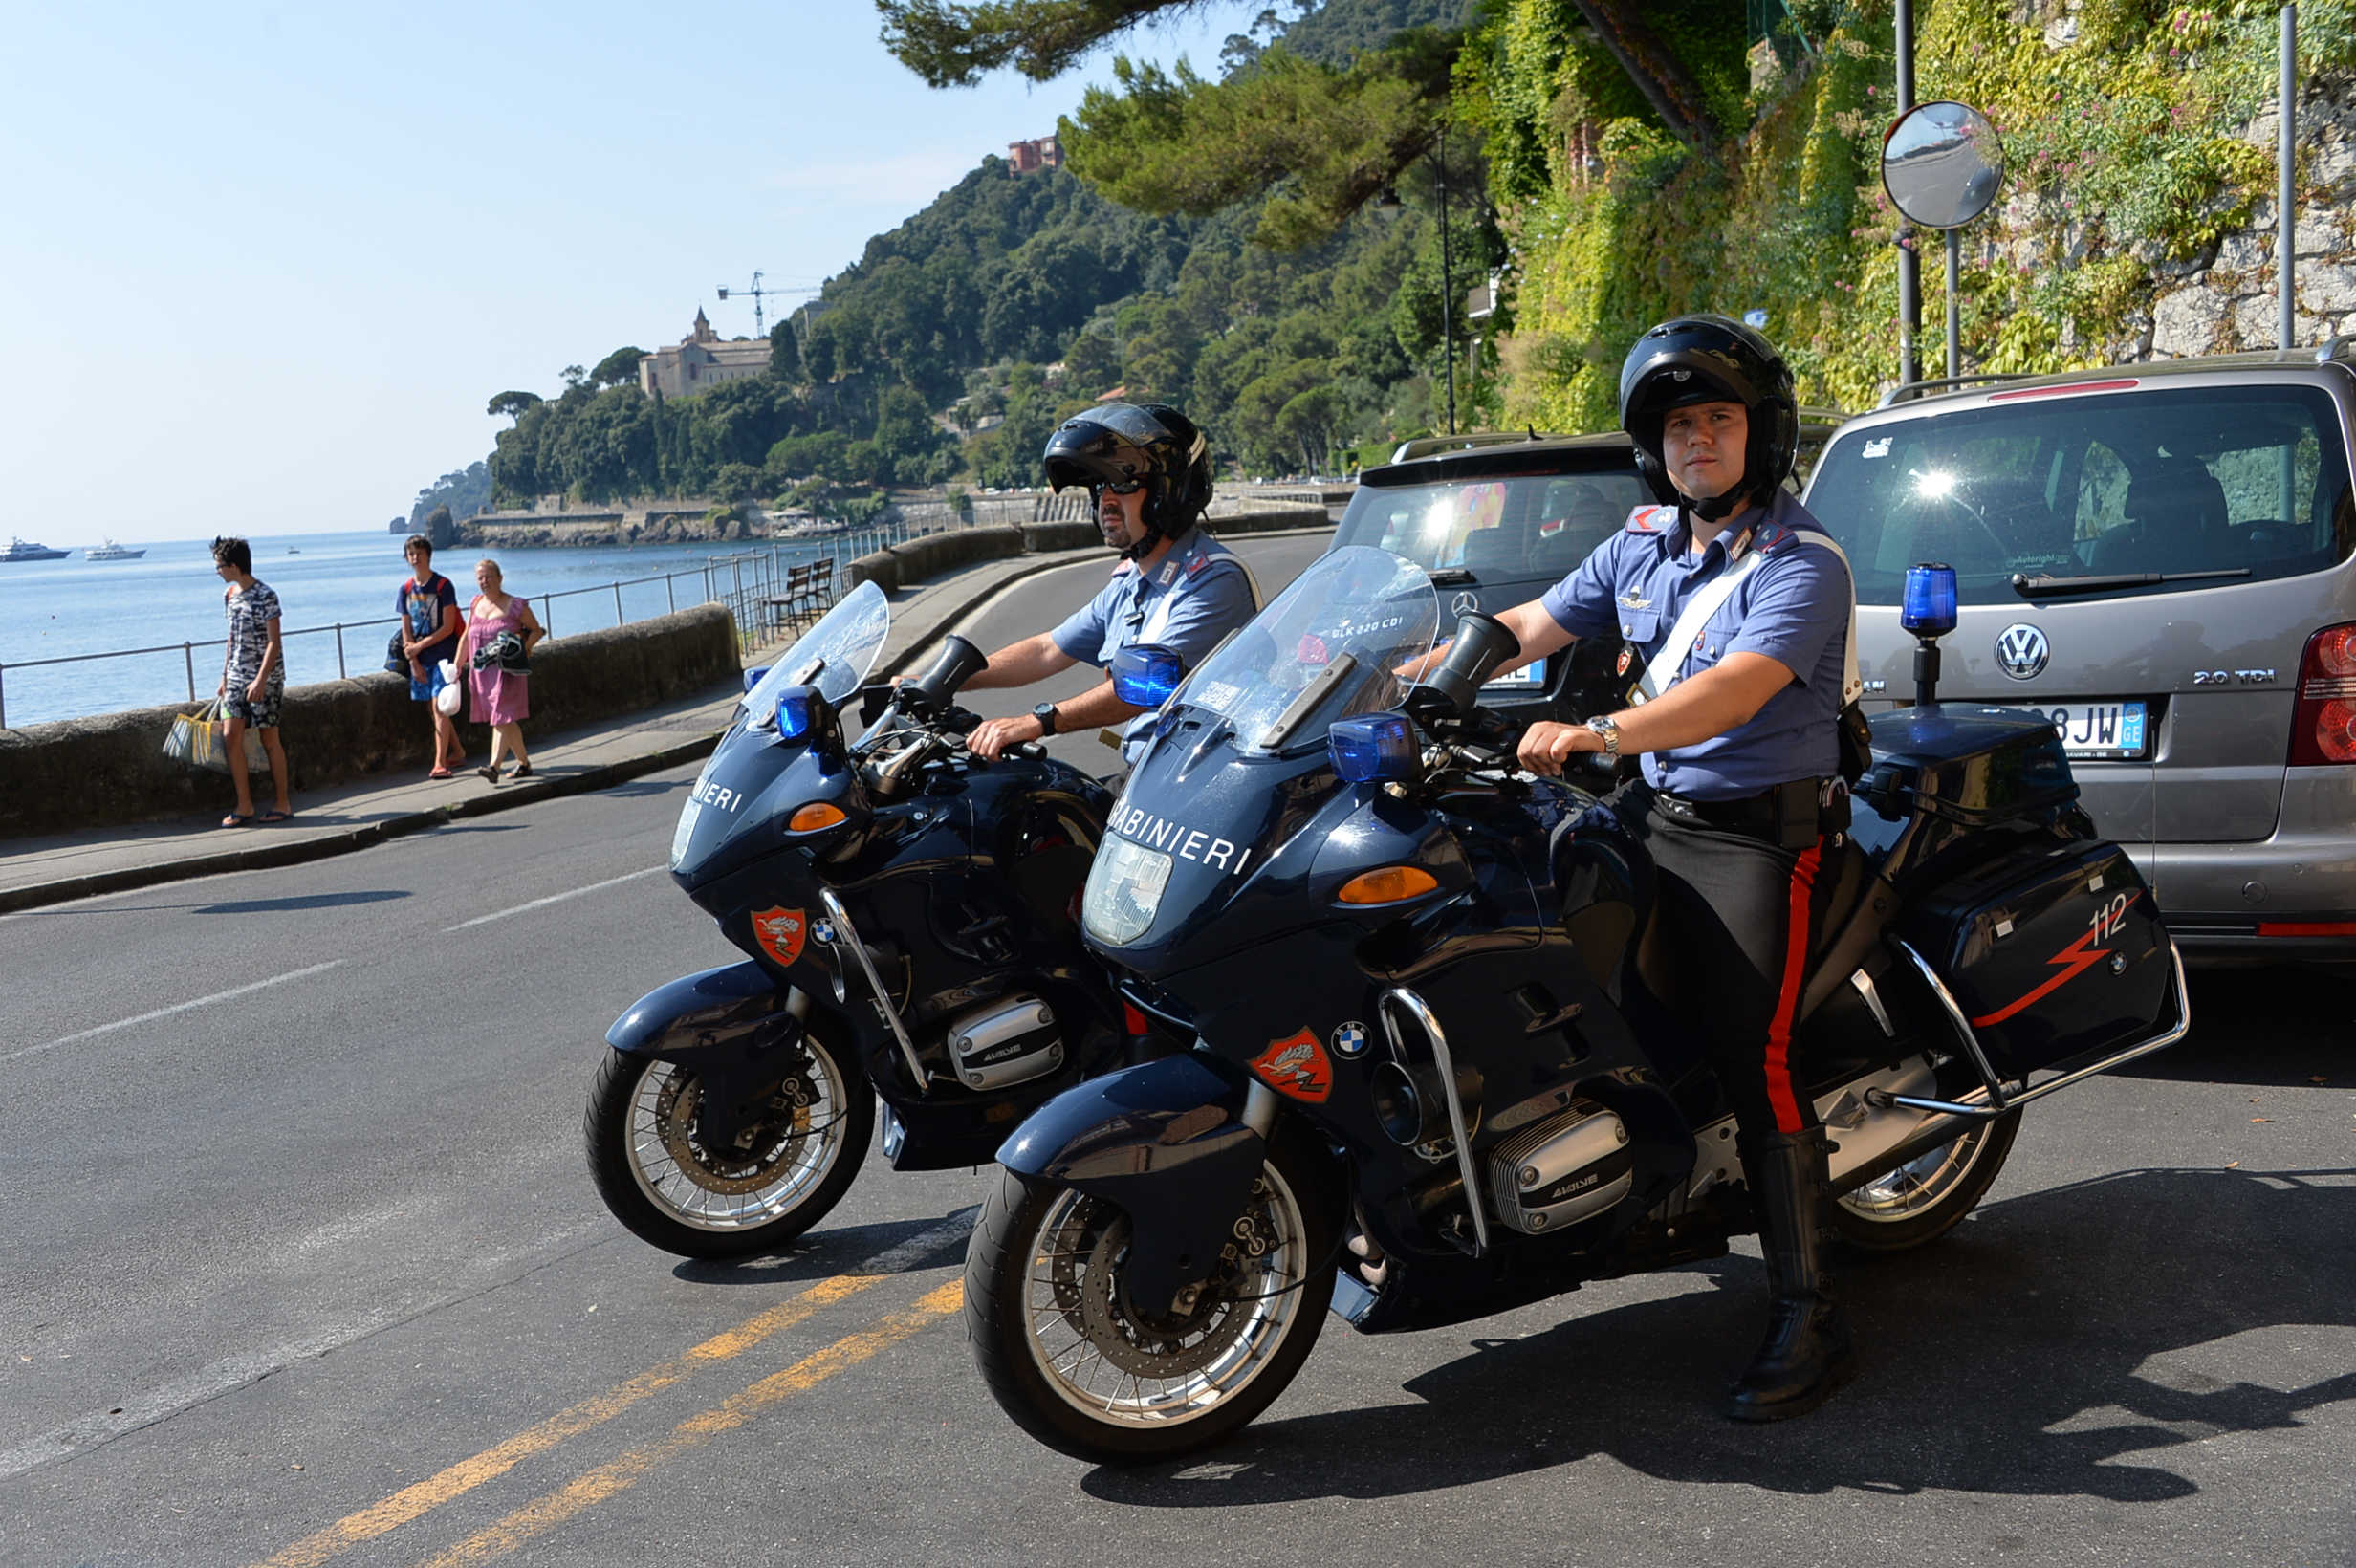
[752,906,808,968]
[1616,645,1634,676]
[1250,1027,1334,1102]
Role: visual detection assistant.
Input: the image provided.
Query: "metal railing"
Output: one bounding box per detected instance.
[0,512,954,730]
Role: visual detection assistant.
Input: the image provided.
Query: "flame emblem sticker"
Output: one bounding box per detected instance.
[1250,1027,1334,1103]
[751,906,808,968]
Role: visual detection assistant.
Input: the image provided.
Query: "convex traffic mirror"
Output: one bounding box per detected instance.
[1882,100,2005,229]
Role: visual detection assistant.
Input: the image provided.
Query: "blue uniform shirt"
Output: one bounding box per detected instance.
[1051,525,1257,764]
[1539,487,1852,800]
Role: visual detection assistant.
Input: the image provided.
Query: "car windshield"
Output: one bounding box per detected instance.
[1805,383,2356,603]
[738,578,889,719]
[1181,546,1438,751]
[1333,468,1647,579]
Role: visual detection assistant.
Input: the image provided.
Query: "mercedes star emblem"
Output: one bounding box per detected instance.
[1451,590,1480,619]
[1996,622,2050,680]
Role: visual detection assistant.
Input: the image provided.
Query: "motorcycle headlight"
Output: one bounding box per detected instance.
[1082,836,1173,947]
[669,799,701,869]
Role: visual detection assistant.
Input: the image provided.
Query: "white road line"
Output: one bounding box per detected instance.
[2,959,348,1064]
[444,865,665,931]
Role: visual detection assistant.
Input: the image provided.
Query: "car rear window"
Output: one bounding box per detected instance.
[1333,468,1650,581]
[1804,383,2356,603]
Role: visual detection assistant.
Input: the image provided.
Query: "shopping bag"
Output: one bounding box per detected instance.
[433,660,463,717]
[162,699,266,774]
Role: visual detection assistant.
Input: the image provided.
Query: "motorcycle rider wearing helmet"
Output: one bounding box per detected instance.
[964,403,1256,766]
[1433,316,1860,1422]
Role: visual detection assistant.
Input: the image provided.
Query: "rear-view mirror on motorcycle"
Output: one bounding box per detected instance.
[1111,643,1186,708]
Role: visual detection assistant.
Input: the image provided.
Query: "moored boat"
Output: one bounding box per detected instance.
[85,538,146,561]
[3,537,70,562]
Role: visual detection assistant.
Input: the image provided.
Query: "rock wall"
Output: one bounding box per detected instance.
[2146,75,2356,357]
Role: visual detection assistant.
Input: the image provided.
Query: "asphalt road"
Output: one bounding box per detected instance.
[3,534,2353,1568]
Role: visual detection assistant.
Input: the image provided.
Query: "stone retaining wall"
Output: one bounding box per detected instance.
[0,604,739,839]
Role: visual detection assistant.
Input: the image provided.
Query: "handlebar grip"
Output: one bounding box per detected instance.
[1011,741,1048,761]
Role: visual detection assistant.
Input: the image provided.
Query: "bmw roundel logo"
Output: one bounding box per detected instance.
[1996,622,2050,681]
[1331,1021,1370,1058]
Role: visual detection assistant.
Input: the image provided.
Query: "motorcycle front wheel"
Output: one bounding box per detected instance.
[1831,1107,2020,1253]
[965,1130,1335,1464]
[583,1031,872,1259]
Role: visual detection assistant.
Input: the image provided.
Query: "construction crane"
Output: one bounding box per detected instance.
[715,272,821,337]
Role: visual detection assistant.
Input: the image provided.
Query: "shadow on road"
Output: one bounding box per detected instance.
[670,1208,974,1288]
[192,888,412,915]
[1083,1165,2356,1508]
[2132,968,2353,1088]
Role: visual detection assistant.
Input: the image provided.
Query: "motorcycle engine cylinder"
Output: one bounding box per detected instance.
[1485,1102,1632,1235]
[946,995,1063,1092]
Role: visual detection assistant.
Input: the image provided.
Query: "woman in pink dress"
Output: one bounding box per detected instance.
[457,558,546,783]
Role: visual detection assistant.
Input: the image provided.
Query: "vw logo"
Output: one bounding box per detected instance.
[1996,622,2050,680]
[1451,590,1480,619]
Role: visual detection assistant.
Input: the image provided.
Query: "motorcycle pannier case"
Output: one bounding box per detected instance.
[1898,839,2171,1081]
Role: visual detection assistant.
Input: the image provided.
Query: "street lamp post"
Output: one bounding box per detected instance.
[1438,125,1456,436]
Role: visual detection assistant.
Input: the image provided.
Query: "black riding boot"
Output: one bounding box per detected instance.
[1727,1129,1854,1423]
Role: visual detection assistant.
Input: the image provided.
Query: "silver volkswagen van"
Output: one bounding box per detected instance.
[1803,342,2356,962]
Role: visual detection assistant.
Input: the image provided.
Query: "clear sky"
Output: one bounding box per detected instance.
[0,0,1265,545]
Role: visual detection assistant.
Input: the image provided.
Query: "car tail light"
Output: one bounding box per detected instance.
[2258,920,2356,937]
[2288,622,2356,766]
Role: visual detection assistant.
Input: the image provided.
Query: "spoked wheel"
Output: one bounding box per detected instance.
[1832,1107,2020,1253]
[965,1131,1335,1464]
[584,1034,872,1259]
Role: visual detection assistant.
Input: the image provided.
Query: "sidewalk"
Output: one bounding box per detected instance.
[0,543,1118,915]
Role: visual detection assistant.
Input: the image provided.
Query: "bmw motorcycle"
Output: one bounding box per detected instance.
[587,580,1152,1258]
[963,547,2192,1462]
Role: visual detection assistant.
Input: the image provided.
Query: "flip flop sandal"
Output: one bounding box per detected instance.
[476,765,502,782]
[221,813,255,829]
[429,766,454,780]
[257,809,292,823]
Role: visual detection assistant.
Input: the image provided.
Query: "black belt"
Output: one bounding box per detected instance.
[1653,778,1844,847]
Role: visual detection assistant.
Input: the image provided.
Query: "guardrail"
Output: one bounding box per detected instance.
[0,513,949,730]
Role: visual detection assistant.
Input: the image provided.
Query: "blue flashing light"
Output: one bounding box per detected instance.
[742,665,771,694]
[1330,711,1418,784]
[1111,643,1185,708]
[1901,563,1959,638]
[774,685,820,741]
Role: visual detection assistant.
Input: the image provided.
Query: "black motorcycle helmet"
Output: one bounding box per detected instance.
[1042,402,1213,558]
[1617,315,1799,521]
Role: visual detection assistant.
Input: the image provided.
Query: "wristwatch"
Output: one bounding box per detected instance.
[1032,702,1061,736]
[1583,713,1623,761]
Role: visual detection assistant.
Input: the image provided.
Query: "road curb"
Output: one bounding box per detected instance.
[0,730,724,915]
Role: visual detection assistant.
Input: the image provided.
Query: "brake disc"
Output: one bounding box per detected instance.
[1061,1178,1277,1379]
[653,1069,817,1196]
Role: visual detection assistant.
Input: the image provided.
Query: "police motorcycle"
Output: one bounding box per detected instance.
[962,547,2192,1462]
[588,580,1162,1258]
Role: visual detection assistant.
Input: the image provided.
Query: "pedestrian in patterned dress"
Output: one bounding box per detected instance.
[211,535,292,826]
[456,558,544,782]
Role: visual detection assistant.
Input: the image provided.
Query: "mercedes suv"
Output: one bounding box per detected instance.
[1802,342,2356,962]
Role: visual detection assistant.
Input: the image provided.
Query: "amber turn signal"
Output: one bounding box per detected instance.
[788,802,848,833]
[1335,865,1440,904]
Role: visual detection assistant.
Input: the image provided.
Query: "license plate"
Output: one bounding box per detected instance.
[1484,660,1546,690]
[2044,700,2149,759]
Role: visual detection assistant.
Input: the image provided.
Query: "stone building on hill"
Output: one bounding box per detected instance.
[638,308,772,400]
[1007,135,1059,175]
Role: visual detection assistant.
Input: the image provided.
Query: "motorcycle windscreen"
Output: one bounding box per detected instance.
[738,578,890,725]
[1083,547,1437,950]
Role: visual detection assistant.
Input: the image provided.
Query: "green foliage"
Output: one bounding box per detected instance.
[588,346,646,390]
[485,389,542,422]
[425,505,457,549]
[408,462,491,530]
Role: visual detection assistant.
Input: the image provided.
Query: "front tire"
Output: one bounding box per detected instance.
[584,1029,872,1259]
[965,1129,1336,1464]
[1831,1108,2020,1253]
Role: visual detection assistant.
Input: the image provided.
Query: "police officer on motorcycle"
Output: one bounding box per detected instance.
[1471,316,1861,1421]
[965,403,1256,766]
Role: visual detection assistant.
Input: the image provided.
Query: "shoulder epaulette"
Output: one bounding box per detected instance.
[1625,505,1678,534]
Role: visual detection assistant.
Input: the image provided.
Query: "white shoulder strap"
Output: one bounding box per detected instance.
[1633,529,1861,706]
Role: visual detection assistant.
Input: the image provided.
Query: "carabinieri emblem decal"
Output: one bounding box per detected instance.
[1250,1027,1334,1102]
[751,906,808,968]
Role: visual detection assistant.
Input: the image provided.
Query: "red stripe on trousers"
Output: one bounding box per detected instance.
[1765,838,1822,1134]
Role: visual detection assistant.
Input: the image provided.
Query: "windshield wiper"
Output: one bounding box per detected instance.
[1426,567,1477,586]
[2011,567,2251,599]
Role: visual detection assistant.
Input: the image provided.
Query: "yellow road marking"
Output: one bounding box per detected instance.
[250,1229,963,1568]
[412,1281,964,1568]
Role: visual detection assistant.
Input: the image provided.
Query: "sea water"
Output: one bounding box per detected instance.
[0,529,853,727]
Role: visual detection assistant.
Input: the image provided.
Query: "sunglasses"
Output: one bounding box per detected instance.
[1096,476,1145,496]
